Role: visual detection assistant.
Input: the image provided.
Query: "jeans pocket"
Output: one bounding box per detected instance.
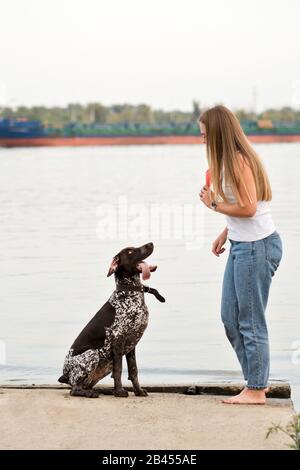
[265,234,283,275]
[230,241,253,260]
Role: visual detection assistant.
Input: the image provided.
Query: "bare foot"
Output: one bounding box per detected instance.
[239,386,270,395]
[241,386,270,395]
[222,388,267,405]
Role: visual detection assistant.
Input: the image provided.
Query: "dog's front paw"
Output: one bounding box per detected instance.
[134,388,148,397]
[114,388,129,397]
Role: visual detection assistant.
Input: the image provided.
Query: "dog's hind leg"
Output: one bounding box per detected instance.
[112,340,129,397]
[126,348,148,397]
[70,386,100,398]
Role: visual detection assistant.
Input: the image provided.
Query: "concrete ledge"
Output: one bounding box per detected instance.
[0,381,291,398]
[0,388,295,450]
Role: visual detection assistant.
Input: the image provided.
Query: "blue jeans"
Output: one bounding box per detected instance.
[221,230,283,389]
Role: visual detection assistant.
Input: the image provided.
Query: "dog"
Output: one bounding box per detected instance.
[58,242,165,398]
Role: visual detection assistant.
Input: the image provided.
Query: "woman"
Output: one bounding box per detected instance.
[198,105,283,405]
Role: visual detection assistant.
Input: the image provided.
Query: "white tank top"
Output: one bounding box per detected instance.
[221,171,276,242]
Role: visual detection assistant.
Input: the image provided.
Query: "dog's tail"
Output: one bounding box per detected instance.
[58,374,69,384]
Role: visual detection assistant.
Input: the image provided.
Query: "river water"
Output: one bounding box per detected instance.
[0,143,299,409]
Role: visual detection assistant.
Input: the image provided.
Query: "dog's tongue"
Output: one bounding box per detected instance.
[138,261,151,280]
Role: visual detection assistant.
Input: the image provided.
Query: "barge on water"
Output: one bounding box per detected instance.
[1,118,300,147]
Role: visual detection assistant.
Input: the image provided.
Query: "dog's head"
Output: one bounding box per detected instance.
[107,242,157,280]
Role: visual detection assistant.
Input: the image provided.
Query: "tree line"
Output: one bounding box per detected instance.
[1,101,300,127]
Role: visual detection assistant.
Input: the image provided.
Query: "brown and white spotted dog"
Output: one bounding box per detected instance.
[58,242,165,398]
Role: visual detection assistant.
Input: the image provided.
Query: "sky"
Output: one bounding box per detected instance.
[0,0,300,112]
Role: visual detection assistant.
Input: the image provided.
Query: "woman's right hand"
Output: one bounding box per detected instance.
[212,229,228,257]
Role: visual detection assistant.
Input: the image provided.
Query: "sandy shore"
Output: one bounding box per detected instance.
[0,387,295,450]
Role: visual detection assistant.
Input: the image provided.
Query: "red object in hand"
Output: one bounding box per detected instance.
[205,169,211,188]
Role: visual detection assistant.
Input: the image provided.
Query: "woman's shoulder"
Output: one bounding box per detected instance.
[234,152,253,182]
[222,152,251,181]
[235,151,249,168]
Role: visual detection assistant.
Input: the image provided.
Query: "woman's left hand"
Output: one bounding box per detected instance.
[199,185,213,208]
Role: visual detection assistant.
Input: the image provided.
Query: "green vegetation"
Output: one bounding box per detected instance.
[1,101,300,128]
[266,413,300,450]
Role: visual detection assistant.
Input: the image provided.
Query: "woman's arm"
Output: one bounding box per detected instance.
[200,158,258,217]
[212,226,228,257]
[215,200,256,218]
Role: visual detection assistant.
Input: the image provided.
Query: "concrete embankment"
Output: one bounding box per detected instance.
[0,382,294,450]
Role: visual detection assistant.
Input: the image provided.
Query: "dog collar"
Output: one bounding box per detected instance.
[115,283,165,303]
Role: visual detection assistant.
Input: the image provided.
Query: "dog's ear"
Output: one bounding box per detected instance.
[107,255,119,277]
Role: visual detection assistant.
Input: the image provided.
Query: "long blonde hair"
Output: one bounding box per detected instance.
[199,105,272,206]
